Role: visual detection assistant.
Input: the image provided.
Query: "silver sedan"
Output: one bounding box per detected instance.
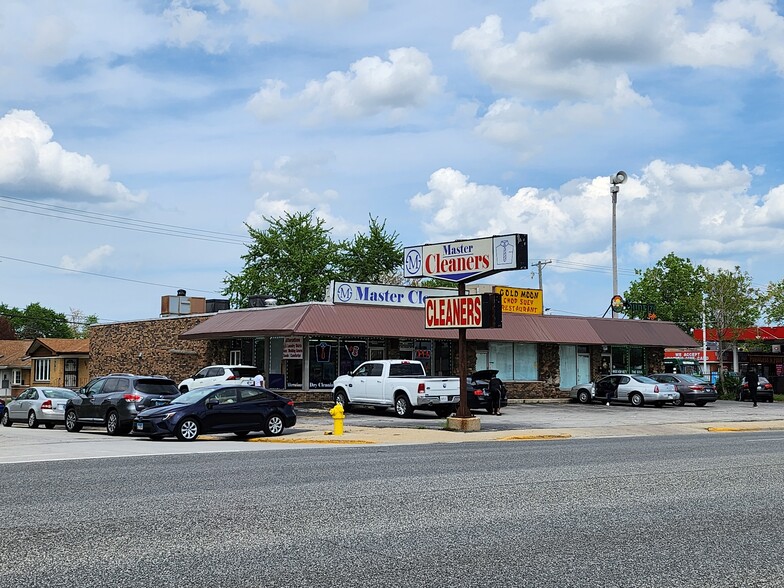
[571,374,679,407]
[2,387,79,428]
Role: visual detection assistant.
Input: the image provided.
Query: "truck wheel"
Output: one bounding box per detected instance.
[434,406,453,418]
[394,394,413,418]
[334,390,350,412]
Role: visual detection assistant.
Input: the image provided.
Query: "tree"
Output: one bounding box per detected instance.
[704,266,761,382]
[763,279,784,325]
[0,302,73,338]
[223,210,344,307]
[339,216,403,283]
[223,211,410,307]
[623,253,707,332]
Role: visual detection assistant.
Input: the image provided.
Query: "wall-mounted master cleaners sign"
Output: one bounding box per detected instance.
[404,234,528,282]
[327,281,457,308]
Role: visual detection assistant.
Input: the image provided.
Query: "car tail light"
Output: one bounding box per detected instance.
[473,389,483,396]
[123,394,143,403]
[741,383,748,389]
[764,383,773,390]
[41,399,52,410]
[417,383,425,395]
[654,385,659,393]
[226,375,237,380]
[287,400,294,406]
[688,385,703,391]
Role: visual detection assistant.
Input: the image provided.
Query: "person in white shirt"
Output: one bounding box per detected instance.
[253,370,265,387]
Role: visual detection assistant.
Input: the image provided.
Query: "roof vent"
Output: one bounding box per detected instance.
[248,295,277,308]
[177,289,186,296]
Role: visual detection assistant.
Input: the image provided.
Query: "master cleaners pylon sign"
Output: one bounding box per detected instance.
[404,234,528,282]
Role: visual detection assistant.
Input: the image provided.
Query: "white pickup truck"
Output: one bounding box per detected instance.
[331,359,460,418]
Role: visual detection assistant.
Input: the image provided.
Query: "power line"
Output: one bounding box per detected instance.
[0,194,250,246]
[0,255,222,295]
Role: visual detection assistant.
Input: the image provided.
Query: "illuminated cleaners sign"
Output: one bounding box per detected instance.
[404,234,528,282]
[425,293,502,329]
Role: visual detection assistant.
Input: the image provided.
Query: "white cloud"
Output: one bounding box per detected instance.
[246,153,360,237]
[0,110,146,205]
[409,159,784,276]
[247,47,443,123]
[60,245,115,271]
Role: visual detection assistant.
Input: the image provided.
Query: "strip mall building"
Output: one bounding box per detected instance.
[89,282,698,401]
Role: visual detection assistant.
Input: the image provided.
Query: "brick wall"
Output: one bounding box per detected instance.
[88,316,217,383]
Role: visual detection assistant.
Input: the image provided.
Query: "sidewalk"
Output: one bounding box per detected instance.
[252,414,784,446]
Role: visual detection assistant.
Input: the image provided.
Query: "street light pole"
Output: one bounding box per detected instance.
[610,171,627,318]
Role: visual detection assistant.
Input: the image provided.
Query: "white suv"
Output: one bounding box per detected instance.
[178,365,259,392]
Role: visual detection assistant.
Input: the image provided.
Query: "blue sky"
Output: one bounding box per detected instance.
[1,0,783,324]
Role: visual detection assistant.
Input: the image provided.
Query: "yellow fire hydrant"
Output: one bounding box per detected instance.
[329,403,345,436]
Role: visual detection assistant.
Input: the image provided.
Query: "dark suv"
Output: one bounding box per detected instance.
[65,374,180,435]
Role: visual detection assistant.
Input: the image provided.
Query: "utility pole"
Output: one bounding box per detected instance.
[532,259,552,290]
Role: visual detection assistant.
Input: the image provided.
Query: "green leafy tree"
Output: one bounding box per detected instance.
[763,278,784,324]
[223,210,344,307]
[623,253,707,332]
[704,266,761,383]
[0,302,72,338]
[339,216,403,283]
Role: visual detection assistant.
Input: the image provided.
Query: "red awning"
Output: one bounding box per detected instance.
[180,302,698,347]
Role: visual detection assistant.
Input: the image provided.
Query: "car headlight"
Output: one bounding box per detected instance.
[161,412,176,421]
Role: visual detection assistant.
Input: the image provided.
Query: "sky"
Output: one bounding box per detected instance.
[2,0,784,326]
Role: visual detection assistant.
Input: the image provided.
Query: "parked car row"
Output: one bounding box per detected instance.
[570,372,725,407]
[1,372,296,441]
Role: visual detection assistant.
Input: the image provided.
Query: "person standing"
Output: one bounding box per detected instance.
[746,367,759,407]
[489,376,503,415]
[253,369,265,388]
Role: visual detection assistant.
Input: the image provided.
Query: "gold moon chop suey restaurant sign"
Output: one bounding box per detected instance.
[493,286,544,315]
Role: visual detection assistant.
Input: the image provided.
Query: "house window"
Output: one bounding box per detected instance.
[488,342,538,381]
[34,359,51,382]
[12,369,21,385]
[229,350,241,365]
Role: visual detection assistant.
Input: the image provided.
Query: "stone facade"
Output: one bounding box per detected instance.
[89,316,216,383]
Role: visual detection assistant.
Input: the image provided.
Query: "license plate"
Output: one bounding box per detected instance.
[135,422,144,431]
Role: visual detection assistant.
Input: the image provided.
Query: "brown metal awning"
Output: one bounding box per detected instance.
[179,302,698,347]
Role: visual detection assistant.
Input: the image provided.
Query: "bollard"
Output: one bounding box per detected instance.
[329,403,345,436]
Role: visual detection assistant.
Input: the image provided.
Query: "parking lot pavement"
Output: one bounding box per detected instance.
[3,399,784,462]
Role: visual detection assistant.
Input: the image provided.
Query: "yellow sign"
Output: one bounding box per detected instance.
[493,286,543,315]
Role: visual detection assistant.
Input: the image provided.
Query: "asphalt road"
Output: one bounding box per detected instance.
[2,431,784,587]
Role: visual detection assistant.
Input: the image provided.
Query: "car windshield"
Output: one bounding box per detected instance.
[172,388,217,404]
[42,389,79,399]
[631,375,659,384]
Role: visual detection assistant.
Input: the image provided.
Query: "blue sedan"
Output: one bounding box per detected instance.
[133,385,296,441]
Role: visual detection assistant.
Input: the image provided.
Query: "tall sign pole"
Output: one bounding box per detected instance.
[456,281,470,418]
[407,234,528,427]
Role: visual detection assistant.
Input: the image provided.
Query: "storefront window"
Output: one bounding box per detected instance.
[611,347,627,373]
[610,346,646,374]
[309,339,337,389]
[434,341,453,376]
[414,340,432,373]
[559,345,591,388]
[489,342,538,381]
[339,340,367,375]
[630,347,646,374]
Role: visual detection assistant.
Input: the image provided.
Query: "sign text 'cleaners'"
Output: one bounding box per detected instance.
[404,234,528,282]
